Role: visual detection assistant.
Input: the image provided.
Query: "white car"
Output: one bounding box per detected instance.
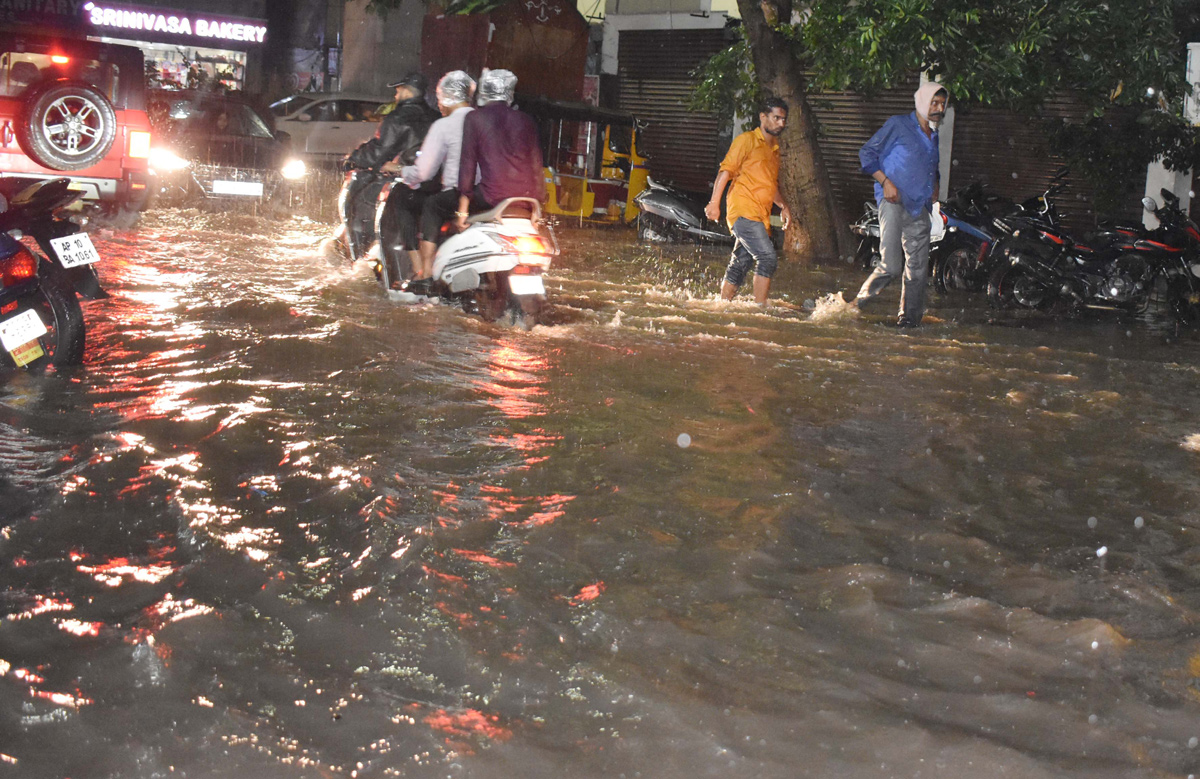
[268,93,391,162]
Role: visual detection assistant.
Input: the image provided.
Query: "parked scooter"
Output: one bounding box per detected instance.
[634,177,733,244]
[0,178,101,370]
[422,197,557,327]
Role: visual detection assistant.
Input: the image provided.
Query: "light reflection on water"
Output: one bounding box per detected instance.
[1,212,1200,777]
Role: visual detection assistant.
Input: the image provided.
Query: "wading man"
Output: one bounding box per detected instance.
[851,82,949,327]
[704,97,791,306]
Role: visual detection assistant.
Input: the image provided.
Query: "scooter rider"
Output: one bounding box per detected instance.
[455,69,546,230]
[400,71,477,293]
[342,73,438,278]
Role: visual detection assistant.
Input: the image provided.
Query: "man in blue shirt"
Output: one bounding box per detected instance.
[851,81,949,327]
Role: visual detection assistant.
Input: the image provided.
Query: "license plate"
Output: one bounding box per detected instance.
[212,180,264,197]
[0,308,48,352]
[10,340,44,367]
[508,275,545,295]
[50,233,101,268]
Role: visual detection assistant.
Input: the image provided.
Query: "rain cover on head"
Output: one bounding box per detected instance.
[914,81,948,121]
[478,69,517,105]
[437,71,476,107]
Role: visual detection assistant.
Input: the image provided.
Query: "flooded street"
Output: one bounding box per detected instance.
[4,209,1200,778]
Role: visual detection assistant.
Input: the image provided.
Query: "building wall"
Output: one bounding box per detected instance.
[340,0,425,98]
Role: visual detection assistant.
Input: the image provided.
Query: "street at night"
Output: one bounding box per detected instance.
[3,210,1200,777]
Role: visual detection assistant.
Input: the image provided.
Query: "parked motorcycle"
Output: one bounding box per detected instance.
[0,178,100,370]
[424,197,557,327]
[634,177,733,244]
[986,188,1200,319]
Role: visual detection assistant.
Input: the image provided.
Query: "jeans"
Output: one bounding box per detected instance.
[724,217,778,287]
[855,199,931,324]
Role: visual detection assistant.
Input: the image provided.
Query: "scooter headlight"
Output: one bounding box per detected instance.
[148,147,190,172]
[281,158,307,181]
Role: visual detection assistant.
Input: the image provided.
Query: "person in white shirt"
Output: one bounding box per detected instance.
[398,71,476,289]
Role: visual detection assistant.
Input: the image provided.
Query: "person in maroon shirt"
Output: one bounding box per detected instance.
[455,69,546,229]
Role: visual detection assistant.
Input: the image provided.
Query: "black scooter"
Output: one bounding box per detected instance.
[0,178,101,370]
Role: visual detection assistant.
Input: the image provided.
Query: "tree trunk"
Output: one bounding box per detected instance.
[736,0,847,263]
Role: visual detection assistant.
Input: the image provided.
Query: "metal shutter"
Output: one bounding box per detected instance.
[948,96,1141,230]
[617,28,728,193]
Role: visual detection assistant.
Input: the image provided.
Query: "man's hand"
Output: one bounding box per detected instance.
[704,200,720,222]
[454,213,469,232]
[882,178,900,204]
[380,161,401,174]
[780,205,791,230]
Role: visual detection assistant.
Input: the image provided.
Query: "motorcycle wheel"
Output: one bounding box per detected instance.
[474,272,509,323]
[987,263,1054,310]
[1,274,86,371]
[854,237,881,272]
[515,295,543,329]
[935,246,984,293]
[636,212,673,243]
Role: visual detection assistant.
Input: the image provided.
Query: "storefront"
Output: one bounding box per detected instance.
[0,1,269,92]
[82,3,267,91]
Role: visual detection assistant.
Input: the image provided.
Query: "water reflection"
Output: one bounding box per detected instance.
[4,215,1200,777]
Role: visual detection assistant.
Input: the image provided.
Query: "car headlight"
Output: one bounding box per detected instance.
[281,159,307,180]
[148,147,190,172]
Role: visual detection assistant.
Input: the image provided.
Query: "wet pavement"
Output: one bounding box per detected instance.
[3,210,1200,778]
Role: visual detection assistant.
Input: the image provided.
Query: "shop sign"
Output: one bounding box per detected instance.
[81,2,267,45]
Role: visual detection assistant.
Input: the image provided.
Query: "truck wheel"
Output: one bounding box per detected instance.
[17,82,117,171]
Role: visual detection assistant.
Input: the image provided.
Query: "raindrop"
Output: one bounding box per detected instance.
[977,455,985,463]
[823,492,830,499]
[677,433,692,448]
[1190,736,1199,749]
[1087,516,1098,529]
[1088,714,1098,725]
[882,557,889,565]
[1091,641,1099,650]
[1096,546,1108,558]
[1126,330,1133,337]
[926,448,932,455]
[943,561,950,568]
[897,659,906,668]
[1134,516,1144,529]
[973,675,982,684]
[1011,172,1019,179]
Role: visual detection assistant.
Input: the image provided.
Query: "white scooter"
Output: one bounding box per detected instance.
[395,197,557,327]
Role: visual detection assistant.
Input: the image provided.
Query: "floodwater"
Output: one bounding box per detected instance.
[3,210,1200,779]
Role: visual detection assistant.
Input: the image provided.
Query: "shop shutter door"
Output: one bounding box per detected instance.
[617,29,729,194]
[948,96,1140,230]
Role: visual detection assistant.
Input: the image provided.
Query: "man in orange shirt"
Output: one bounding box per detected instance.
[704,98,791,305]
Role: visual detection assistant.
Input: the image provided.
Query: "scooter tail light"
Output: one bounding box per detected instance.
[510,236,547,255]
[0,245,38,288]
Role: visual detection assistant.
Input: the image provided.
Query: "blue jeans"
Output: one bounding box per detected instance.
[724,217,778,287]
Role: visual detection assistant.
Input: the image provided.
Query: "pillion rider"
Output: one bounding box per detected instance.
[455,69,546,230]
[399,70,477,293]
[342,73,438,273]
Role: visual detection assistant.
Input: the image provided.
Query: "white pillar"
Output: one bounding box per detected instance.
[1144,42,1199,229]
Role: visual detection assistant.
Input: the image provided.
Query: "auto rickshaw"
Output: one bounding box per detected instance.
[518,95,648,225]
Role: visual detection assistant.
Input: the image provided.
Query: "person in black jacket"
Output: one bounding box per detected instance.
[343,73,439,286]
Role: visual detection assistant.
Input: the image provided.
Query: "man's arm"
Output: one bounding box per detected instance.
[860,119,900,203]
[705,134,748,221]
[704,171,731,222]
[401,120,449,187]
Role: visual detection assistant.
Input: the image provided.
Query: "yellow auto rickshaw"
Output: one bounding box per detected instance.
[518,96,648,225]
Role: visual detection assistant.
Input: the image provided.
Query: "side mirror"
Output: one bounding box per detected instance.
[1142,197,1158,212]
